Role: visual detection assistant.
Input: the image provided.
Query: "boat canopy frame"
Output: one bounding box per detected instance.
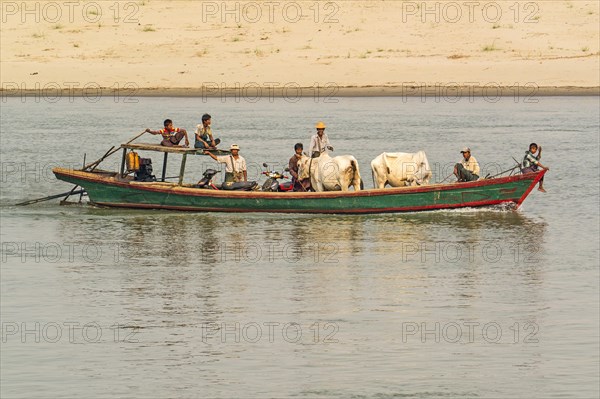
[119,143,230,185]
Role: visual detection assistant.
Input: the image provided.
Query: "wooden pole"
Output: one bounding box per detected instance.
[161,152,168,182]
[62,185,80,202]
[439,173,454,184]
[16,190,86,206]
[178,153,187,186]
[120,148,127,178]
[488,165,519,179]
[512,157,523,172]
[87,146,115,172]
[79,154,86,202]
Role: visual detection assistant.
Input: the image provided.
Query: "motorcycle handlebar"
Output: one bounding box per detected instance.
[262,171,287,178]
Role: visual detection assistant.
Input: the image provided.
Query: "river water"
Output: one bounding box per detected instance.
[1,96,598,398]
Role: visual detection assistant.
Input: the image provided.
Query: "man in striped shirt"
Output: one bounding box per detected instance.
[146,119,190,147]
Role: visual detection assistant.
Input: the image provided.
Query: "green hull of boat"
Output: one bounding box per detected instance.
[53,168,544,214]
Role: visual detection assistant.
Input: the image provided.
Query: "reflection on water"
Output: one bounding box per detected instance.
[52,206,548,265]
[3,180,564,396]
[48,207,550,320]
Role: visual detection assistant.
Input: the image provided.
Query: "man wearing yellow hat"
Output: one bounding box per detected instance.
[308,121,333,158]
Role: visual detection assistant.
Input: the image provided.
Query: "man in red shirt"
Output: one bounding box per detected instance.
[146,119,190,147]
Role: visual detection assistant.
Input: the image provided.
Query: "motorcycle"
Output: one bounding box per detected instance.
[196,169,258,191]
[261,163,294,192]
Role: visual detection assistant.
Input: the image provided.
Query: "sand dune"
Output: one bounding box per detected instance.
[1,0,598,96]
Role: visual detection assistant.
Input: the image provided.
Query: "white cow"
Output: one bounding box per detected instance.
[297,152,362,192]
[371,151,432,189]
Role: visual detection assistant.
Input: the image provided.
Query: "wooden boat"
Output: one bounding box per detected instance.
[52,142,546,214]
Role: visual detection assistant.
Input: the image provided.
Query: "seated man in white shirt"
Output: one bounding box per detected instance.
[454,147,480,182]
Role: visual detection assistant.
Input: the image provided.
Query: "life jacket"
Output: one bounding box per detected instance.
[159,127,180,139]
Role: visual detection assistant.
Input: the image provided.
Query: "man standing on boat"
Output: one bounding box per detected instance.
[454,147,480,182]
[522,142,550,192]
[145,119,190,147]
[195,113,221,149]
[289,143,311,191]
[308,121,333,158]
[204,144,247,183]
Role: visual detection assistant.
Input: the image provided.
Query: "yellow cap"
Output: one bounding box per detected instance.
[315,121,326,129]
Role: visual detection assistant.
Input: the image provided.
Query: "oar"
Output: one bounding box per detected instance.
[512,157,523,170]
[79,154,86,202]
[60,132,141,202]
[18,131,147,206]
[488,165,519,179]
[438,172,454,184]
[15,190,86,206]
[54,143,116,205]
[67,131,144,200]
[83,130,146,170]
[62,184,81,202]
[86,146,115,172]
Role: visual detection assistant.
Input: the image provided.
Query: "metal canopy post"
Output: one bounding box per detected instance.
[161,152,168,182]
[178,153,187,186]
[119,148,127,178]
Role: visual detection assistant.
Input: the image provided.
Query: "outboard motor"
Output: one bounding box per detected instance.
[134,158,156,182]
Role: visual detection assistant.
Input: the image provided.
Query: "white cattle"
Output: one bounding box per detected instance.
[371,151,432,189]
[297,153,362,192]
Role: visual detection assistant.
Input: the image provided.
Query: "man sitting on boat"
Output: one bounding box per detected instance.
[289,143,311,191]
[195,113,221,149]
[308,121,333,158]
[145,119,190,147]
[454,147,480,182]
[204,144,247,183]
[522,142,550,192]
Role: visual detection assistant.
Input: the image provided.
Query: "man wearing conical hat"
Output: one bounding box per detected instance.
[308,121,333,158]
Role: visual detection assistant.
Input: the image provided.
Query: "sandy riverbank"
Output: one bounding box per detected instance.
[1,0,599,96]
[1,86,598,98]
